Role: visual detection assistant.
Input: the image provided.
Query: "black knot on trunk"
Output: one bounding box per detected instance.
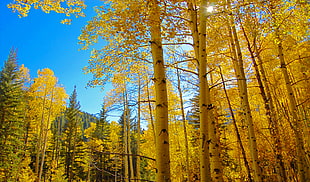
[159,128,168,136]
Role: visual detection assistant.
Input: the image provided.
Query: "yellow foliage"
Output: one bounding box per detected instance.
[7,0,86,18]
[60,18,72,25]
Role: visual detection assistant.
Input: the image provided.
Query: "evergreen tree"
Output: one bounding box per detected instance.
[92,104,112,181]
[187,94,200,128]
[94,104,110,141]
[49,114,66,181]
[62,86,85,181]
[0,49,26,181]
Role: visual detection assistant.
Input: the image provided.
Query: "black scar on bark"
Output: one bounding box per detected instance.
[214,168,221,174]
[157,104,163,107]
[207,104,214,110]
[159,129,168,136]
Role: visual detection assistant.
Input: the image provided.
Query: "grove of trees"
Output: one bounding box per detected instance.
[1,0,309,182]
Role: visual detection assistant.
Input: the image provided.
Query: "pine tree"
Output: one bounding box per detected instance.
[94,104,110,141]
[93,104,111,181]
[0,49,26,181]
[62,86,84,181]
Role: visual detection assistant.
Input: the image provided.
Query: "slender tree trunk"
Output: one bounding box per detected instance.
[187,2,212,180]
[54,116,61,169]
[187,1,199,62]
[146,81,156,146]
[239,23,287,181]
[128,109,135,180]
[198,1,223,181]
[176,68,190,181]
[35,86,48,182]
[38,88,55,181]
[198,1,211,181]
[232,25,262,182]
[276,32,309,182]
[123,92,129,182]
[299,64,310,152]
[219,66,253,182]
[226,2,263,181]
[149,0,170,181]
[136,76,141,181]
[68,117,78,182]
[254,40,288,181]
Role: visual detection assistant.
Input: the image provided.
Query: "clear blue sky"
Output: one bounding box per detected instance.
[0,0,107,114]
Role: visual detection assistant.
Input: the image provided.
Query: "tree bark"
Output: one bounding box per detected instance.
[219,66,253,182]
[146,81,156,146]
[149,0,170,181]
[198,1,223,181]
[240,23,287,181]
[226,1,263,181]
[38,87,55,182]
[127,104,135,180]
[136,76,141,181]
[35,86,48,182]
[176,68,190,181]
[276,32,309,182]
[123,92,129,182]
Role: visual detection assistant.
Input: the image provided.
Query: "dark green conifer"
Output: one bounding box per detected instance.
[63,86,84,181]
[92,104,112,181]
[0,49,26,181]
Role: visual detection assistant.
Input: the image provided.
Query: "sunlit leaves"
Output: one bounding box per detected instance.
[60,18,72,25]
[7,0,86,22]
[26,68,67,158]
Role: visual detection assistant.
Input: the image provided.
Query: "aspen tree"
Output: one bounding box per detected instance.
[125,94,135,181]
[7,0,86,19]
[176,68,190,181]
[28,68,67,182]
[239,19,287,181]
[263,1,310,180]
[34,83,48,179]
[226,0,262,181]
[123,94,129,182]
[187,1,199,59]
[276,32,309,182]
[198,1,223,181]
[219,66,253,182]
[77,0,172,178]
[149,0,171,180]
[198,1,212,181]
[137,76,142,181]
[186,0,225,180]
[253,33,286,181]
[38,87,55,182]
[146,80,156,145]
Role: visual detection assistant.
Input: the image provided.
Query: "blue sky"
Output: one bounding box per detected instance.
[0,0,108,114]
